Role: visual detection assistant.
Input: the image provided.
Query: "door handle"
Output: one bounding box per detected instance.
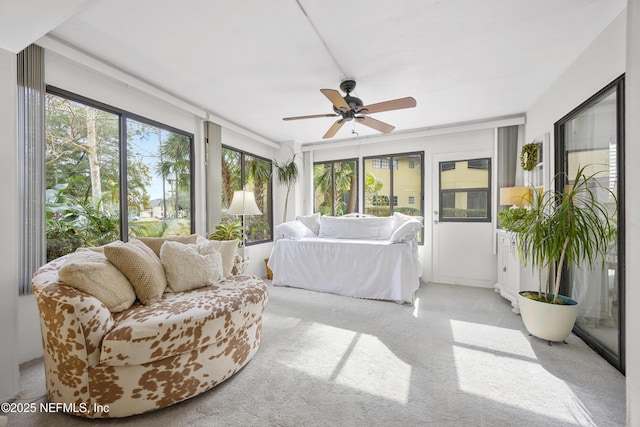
[433,220,439,224]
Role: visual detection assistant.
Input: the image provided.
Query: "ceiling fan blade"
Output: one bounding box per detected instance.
[283,113,338,121]
[358,97,417,114]
[320,89,350,111]
[323,119,345,139]
[358,116,395,134]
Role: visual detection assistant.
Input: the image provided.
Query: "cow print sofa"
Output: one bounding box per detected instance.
[32,236,268,418]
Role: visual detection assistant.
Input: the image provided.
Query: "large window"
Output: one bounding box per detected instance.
[313,159,358,216]
[221,146,272,244]
[439,158,491,222]
[363,152,423,242]
[364,152,423,217]
[45,87,193,261]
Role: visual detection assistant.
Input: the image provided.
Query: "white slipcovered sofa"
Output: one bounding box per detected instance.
[32,235,268,418]
[268,213,422,303]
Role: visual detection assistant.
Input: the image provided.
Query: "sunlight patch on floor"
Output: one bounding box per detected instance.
[279,322,411,404]
[450,319,536,359]
[450,320,595,426]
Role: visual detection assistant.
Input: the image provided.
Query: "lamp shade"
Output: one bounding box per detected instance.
[227,190,263,216]
[500,186,532,206]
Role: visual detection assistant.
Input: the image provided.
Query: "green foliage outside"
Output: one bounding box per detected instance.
[45,93,192,260]
[221,148,272,243]
[313,161,357,216]
[442,208,489,218]
[46,184,120,261]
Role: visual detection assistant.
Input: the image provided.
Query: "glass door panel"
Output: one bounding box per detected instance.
[556,76,624,370]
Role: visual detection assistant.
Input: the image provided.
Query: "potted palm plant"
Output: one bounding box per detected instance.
[273,153,299,223]
[513,165,616,343]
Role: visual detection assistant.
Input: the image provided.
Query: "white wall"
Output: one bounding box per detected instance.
[46,51,200,135]
[0,47,19,400]
[625,1,640,424]
[526,10,626,145]
[19,296,42,362]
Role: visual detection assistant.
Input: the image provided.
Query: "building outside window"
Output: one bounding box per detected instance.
[439,158,491,222]
[364,152,423,242]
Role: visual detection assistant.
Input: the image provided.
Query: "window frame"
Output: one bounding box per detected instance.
[46,86,195,242]
[313,158,359,216]
[221,145,273,246]
[438,157,492,223]
[363,151,424,244]
[554,74,625,373]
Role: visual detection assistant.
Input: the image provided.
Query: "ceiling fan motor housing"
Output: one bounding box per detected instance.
[334,79,365,118]
[333,95,364,119]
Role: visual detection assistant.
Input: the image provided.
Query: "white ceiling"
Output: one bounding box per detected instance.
[3,0,627,144]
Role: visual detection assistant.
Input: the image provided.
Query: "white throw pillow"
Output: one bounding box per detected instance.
[390,219,423,243]
[319,216,393,240]
[342,213,375,218]
[59,250,136,313]
[392,212,424,232]
[275,220,315,240]
[296,212,321,235]
[206,239,239,277]
[160,241,224,292]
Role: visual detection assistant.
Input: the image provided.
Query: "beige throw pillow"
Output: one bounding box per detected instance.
[59,250,136,313]
[136,234,199,257]
[160,241,224,292]
[104,239,167,305]
[207,239,239,277]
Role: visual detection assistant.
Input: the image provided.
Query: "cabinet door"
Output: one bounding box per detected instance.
[505,236,520,294]
[497,237,508,287]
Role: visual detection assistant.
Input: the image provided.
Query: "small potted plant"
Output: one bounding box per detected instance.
[515,165,616,343]
[209,220,243,245]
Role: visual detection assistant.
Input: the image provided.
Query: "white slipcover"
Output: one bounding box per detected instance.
[268,237,421,303]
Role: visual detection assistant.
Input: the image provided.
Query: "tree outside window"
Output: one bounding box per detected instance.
[45,89,193,261]
[221,147,272,244]
[313,159,358,216]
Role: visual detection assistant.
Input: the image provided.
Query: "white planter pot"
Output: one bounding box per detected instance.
[517,291,578,342]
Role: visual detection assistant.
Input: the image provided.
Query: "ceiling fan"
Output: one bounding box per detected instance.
[283,79,417,139]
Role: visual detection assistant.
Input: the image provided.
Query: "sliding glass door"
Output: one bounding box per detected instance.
[555,75,625,372]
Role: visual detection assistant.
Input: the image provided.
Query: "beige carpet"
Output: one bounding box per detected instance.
[6,282,626,426]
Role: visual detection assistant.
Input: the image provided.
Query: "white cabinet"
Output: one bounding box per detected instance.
[495,229,538,314]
